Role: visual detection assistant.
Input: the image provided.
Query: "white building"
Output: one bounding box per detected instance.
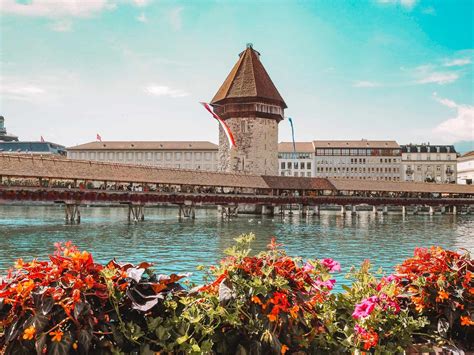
[313,140,402,181]
[400,144,457,183]
[457,151,474,185]
[278,142,314,177]
[67,141,219,171]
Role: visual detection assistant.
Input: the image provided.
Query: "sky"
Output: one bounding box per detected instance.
[0,0,473,151]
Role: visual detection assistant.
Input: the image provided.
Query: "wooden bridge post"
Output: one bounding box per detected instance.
[301,205,307,218]
[413,206,419,215]
[402,206,406,216]
[351,205,357,216]
[64,203,80,224]
[429,206,434,215]
[340,205,346,216]
[382,206,388,215]
[313,205,320,216]
[128,204,145,223]
[372,205,378,215]
[452,205,457,215]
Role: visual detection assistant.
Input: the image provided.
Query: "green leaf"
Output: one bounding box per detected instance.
[176,335,189,345]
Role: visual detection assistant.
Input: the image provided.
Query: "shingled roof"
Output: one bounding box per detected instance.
[211,45,287,108]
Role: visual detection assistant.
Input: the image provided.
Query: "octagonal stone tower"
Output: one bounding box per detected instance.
[211,44,287,176]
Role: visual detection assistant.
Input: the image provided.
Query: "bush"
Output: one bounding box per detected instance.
[0,236,472,354]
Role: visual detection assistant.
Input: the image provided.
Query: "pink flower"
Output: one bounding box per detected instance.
[321,258,341,273]
[354,324,367,335]
[302,262,314,273]
[352,296,379,319]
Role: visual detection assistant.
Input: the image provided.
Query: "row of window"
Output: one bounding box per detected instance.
[404,154,453,161]
[405,146,451,153]
[315,148,401,156]
[70,151,217,162]
[278,153,312,159]
[317,167,400,173]
[407,165,454,172]
[315,158,400,164]
[280,162,312,170]
[316,175,401,181]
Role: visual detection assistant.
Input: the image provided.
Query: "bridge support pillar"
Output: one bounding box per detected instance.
[429,206,434,215]
[413,206,419,215]
[382,206,388,215]
[128,204,145,223]
[372,206,378,215]
[301,205,308,218]
[274,206,281,216]
[179,202,196,219]
[313,205,320,216]
[220,204,239,219]
[401,206,406,216]
[351,205,357,216]
[440,206,446,214]
[340,205,346,216]
[65,203,80,224]
[452,205,457,215]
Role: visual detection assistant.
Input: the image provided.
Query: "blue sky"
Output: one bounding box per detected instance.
[1,0,473,150]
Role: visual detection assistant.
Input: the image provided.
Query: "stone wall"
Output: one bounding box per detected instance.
[219,116,278,176]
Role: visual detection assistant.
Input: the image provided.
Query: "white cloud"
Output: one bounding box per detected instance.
[353,81,381,88]
[0,0,115,18]
[443,58,471,67]
[133,0,151,7]
[412,65,460,85]
[144,84,188,98]
[432,94,474,142]
[168,6,183,30]
[137,12,147,23]
[0,82,45,101]
[376,0,417,10]
[50,19,73,32]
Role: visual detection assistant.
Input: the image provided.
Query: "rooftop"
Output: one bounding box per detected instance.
[278,142,314,153]
[1,154,473,195]
[313,140,400,149]
[211,45,287,108]
[68,141,218,151]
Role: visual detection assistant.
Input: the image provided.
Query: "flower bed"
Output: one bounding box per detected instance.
[0,235,472,354]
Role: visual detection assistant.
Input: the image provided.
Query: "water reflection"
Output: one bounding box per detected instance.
[0,205,472,289]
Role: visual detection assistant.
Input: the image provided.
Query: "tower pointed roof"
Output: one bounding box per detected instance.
[211,45,287,108]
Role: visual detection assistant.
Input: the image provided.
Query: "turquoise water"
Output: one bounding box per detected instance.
[0,205,473,289]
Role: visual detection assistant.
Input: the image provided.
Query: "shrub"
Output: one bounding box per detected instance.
[397,246,474,350]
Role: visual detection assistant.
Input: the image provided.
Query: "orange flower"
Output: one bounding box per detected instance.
[251,296,263,305]
[437,290,449,302]
[50,329,63,342]
[289,305,299,319]
[460,316,474,326]
[267,313,277,322]
[22,326,36,340]
[281,344,289,354]
[72,342,78,350]
[85,275,95,289]
[14,258,24,269]
[72,289,81,302]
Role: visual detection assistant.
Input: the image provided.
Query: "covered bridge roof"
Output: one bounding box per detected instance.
[1,154,473,195]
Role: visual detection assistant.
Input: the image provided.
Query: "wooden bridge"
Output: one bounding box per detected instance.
[0,154,473,223]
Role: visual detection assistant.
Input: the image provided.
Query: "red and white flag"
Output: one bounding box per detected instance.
[200,102,236,148]
[40,136,45,143]
[96,133,102,142]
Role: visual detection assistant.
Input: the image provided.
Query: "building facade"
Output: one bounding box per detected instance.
[278,142,314,177]
[211,44,286,176]
[0,116,19,142]
[67,141,218,171]
[313,140,402,181]
[457,151,474,185]
[400,144,457,183]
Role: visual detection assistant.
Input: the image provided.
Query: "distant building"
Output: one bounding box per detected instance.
[278,142,314,177]
[0,141,67,155]
[67,141,219,171]
[457,151,474,185]
[400,144,457,183]
[313,140,402,181]
[0,116,19,142]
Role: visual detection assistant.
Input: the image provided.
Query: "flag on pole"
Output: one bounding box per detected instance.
[288,117,296,159]
[96,133,102,142]
[200,102,236,148]
[40,136,45,143]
